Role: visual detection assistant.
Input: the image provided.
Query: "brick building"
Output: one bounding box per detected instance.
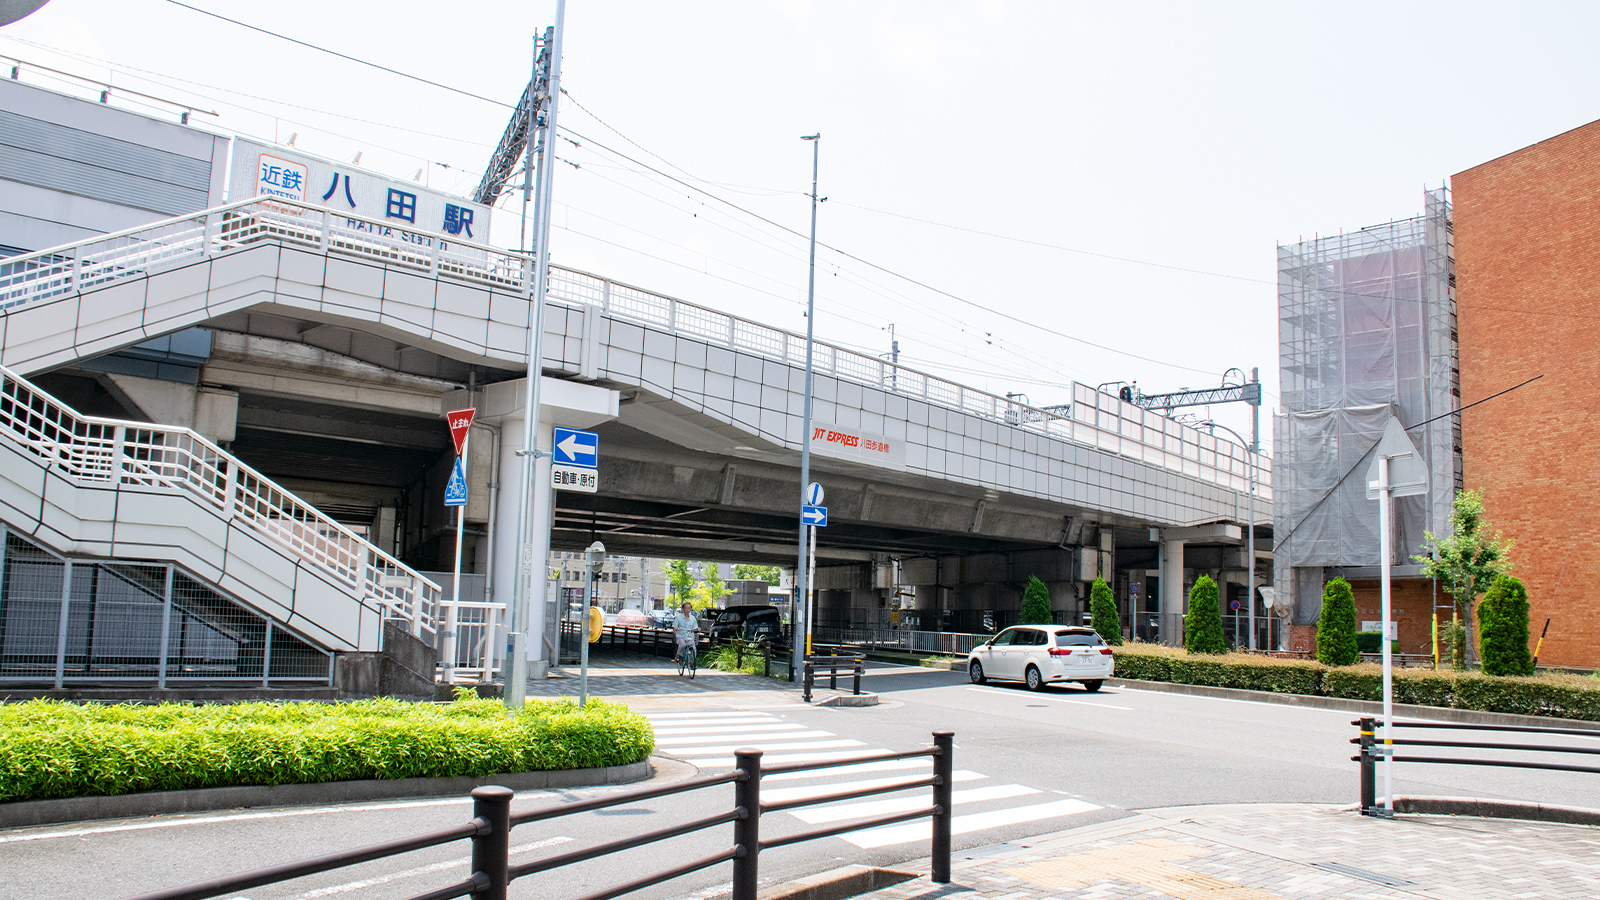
[1453,118,1600,668]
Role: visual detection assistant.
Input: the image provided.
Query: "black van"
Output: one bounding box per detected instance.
[709,605,786,645]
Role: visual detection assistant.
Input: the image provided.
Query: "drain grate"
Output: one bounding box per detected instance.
[1311,861,1416,887]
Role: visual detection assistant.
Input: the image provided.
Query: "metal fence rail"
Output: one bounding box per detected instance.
[123,733,954,900]
[0,364,438,641]
[0,196,1268,499]
[1352,717,1600,816]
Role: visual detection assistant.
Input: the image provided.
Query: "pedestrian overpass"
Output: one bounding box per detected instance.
[0,196,1270,690]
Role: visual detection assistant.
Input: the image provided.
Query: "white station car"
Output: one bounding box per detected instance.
[967,625,1114,692]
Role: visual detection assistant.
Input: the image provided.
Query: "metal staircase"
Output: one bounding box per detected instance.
[0,363,439,687]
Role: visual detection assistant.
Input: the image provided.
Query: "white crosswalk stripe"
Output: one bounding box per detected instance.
[646,711,1102,849]
[653,730,836,746]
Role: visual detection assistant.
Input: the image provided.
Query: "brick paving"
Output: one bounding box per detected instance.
[856,803,1600,900]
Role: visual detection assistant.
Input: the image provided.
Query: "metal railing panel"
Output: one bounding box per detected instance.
[0,365,438,640]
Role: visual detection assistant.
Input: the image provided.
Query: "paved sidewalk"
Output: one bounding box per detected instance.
[525,652,801,703]
[854,803,1600,900]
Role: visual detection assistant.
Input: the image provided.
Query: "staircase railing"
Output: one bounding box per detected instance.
[0,364,438,640]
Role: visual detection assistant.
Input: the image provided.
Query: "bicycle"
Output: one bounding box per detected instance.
[676,641,697,679]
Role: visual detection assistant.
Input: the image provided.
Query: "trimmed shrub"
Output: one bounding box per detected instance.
[1316,578,1359,666]
[1113,643,1324,695]
[1020,576,1053,625]
[1355,631,1383,654]
[0,695,654,803]
[1478,574,1533,676]
[1183,575,1225,654]
[1112,646,1600,723]
[1089,577,1122,645]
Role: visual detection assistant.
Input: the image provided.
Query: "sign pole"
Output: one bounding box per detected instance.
[1365,416,1425,817]
[807,523,817,656]
[442,411,475,687]
[1379,454,1394,814]
[445,443,466,686]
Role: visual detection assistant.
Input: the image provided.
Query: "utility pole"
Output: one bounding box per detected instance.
[505,0,567,711]
[793,133,820,683]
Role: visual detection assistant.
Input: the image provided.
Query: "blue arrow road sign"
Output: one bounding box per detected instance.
[802,505,828,527]
[444,457,468,507]
[552,427,599,468]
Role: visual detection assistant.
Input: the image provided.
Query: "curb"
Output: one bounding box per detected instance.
[1107,678,1600,732]
[1394,795,1600,826]
[0,759,653,830]
[758,865,917,900]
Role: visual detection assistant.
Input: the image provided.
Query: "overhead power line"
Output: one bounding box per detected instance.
[161,0,514,109]
[564,127,1216,377]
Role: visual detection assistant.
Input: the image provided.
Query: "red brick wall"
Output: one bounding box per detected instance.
[1454,118,1600,668]
[1347,579,1444,656]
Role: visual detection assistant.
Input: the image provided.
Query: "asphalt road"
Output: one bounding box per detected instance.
[7,663,1599,900]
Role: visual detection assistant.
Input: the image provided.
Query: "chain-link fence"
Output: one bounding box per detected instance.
[0,529,331,686]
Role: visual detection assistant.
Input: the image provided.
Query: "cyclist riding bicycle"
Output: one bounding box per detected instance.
[671,600,699,666]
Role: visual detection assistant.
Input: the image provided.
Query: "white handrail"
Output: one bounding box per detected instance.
[0,196,1269,500]
[0,364,439,639]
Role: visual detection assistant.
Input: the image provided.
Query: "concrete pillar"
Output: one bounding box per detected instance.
[1159,538,1186,646]
[452,377,619,679]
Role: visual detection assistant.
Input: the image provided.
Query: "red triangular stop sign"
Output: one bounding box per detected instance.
[446,408,476,456]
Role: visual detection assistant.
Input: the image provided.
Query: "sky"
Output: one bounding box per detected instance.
[4,0,1599,454]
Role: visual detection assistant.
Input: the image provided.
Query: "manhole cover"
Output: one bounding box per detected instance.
[1311,862,1415,887]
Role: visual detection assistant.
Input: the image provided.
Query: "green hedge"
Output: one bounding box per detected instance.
[0,695,654,803]
[1113,644,1600,722]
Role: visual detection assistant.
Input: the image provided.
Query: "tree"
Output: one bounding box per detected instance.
[1413,489,1514,669]
[1183,575,1225,654]
[733,564,782,585]
[1315,577,1359,666]
[666,560,694,603]
[689,563,732,611]
[1477,574,1533,676]
[1089,577,1122,645]
[1018,576,1053,625]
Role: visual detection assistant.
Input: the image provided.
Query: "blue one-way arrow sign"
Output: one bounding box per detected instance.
[552,427,599,468]
[802,504,828,527]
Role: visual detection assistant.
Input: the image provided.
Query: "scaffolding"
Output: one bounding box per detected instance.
[1273,188,1458,625]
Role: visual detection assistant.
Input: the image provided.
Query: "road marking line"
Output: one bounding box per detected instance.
[0,797,473,844]
[294,836,573,897]
[655,730,836,746]
[690,748,899,769]
[965,686,1133,710]
[666,738,865,755]
[647,711,777,719]
[760,759,931,781]
[652,723,805,736]
[842,798,1102,848]
[791,784,1040,825]
[761,770,985,804]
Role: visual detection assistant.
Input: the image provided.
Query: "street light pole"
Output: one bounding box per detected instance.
[793,133,820,684]
[1202,421,1257,651]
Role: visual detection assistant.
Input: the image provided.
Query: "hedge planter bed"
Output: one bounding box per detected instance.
[0,695,654,804]
[1113,643,1600,722]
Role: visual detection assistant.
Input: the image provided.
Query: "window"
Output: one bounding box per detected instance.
[1054,631,1102,647]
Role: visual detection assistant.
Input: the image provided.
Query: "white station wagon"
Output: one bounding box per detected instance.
[967,625,1114,692]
